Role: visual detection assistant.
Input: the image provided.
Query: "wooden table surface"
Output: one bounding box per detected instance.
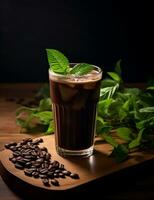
[0,83,154,199]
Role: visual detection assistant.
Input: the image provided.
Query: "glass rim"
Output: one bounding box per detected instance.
[49,63,103,79]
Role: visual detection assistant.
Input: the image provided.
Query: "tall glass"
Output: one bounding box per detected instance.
[49,64,102,157]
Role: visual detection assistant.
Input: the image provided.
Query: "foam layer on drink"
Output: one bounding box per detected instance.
[49,68,102,84]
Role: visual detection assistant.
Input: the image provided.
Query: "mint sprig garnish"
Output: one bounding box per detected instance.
[46,49,93,75]
[70,63,93,76]
[46,49,69,74]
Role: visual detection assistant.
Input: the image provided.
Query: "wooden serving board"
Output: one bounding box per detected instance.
[0,135,154,192]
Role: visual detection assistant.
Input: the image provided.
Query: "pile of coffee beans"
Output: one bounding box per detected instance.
[4,138,79,187]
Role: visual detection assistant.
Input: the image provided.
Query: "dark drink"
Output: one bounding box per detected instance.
[49,65,102,157]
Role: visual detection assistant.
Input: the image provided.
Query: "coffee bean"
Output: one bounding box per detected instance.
[23,158,31,162]
[55,169,61,173]
[24,155,34,159]
[54,173,59,178]
[32,139,41,145]
[13,151,21,157]
[11,158,17,163]
[59,173,65,178]
[59,164,65,170]
[25,162,32,168]
[62,170,71,176]
[40,169,48,174]
[47,172,54,179]
[9,146,17,151]
[52,161,59,168]
[31,151,37,157]
[32,171,39,178]
[22,144,30,149]
[30,166,37,171]
[48,164,53,171]
[70,173,79,179]
[23,138,32,144]
[33,162,41,168]
[39,174,47,179]
[23,149,32,154]
[30,145,37,150]
[51,179,59,186]
[41,147,48,152]
[9,142,17,146]
[22,152,30,157]
[16,143,22,148]
[42,178,50,186]
[21,140,29,145]
[38,138,43,143]
[15,163,24,170]
[39,151,46,158]
[5,137,80,187]
[35,158,44,163]
[9,156,14,161]
[29,167,37,172]
[41,163,45,169]
[16,156,23,161]
[27,142,33,147]
[45,153,51,160]
[24,169,33,176]
[5,144,11,149]
[16,159,26,166]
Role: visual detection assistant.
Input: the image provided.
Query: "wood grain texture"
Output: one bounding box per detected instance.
[0,135,154,192]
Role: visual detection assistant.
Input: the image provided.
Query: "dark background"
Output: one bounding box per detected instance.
[0,0,154,83]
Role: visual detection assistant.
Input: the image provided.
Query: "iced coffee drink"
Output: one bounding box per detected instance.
[49,64,102,157]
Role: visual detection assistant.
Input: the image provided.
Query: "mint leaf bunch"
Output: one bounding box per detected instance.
[46,49,94,76]
[16,94,54,135]
[97,60,154,162]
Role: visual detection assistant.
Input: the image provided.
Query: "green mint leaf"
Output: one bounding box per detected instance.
[70,63,93,75]
[139,107,154,113]
[96,116,106,134]
[136,117,154,129]
[101,79,117,88]
[115,59,122,76]
[122,99,130,111]
[46,49,69,74]
[115,127,132,142]
[107,72,121,82]
[100,83,119,99]
[32,111,53,125]
[118,108,128,121]
[16,118,26,128]
[129,138,140,149]
[113,144,129,162]
[45,120,54,135]
[96,115,106,124]
[39,98,52,111]
[147,86,154,90]
[100,132,118,148]
[124,88,141,96]
[97,99,114,116]
[129,129,143,149]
